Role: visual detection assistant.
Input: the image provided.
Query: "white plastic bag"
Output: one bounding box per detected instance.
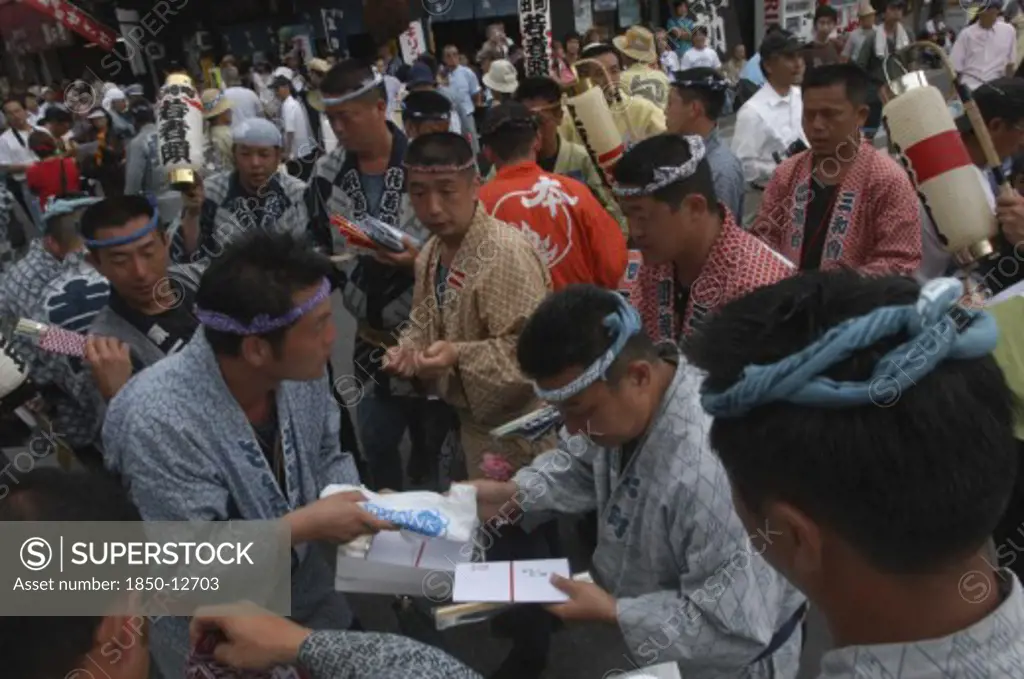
[320,484,479,543]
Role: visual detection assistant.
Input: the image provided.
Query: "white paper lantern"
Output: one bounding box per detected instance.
[156,73,206,190]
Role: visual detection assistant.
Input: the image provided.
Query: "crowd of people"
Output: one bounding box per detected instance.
[2,1,1024,678]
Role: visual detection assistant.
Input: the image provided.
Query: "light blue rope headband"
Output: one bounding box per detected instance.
[203,93,226,113]
[84,199,160,249]
[701,278,999,418]
[43,196,102,221]
[534,296,643,403]
[322,74,384,107]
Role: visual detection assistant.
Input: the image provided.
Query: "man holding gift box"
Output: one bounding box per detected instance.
[469,284,807,679]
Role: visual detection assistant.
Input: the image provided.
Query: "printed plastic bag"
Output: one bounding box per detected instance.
[320,483,478,543]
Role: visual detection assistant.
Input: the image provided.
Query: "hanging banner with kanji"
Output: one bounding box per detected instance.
[399,20,427,65]
[19,0,118,51]
[519,0,552,78]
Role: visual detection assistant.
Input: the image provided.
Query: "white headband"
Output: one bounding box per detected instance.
[612,135,707,197]
[322,73,384,106]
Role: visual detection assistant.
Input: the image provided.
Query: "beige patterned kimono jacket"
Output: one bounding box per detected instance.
[398,206,554,476]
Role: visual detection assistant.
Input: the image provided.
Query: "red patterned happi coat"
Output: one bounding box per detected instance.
[630,207,796,342]
[753,141,922,275]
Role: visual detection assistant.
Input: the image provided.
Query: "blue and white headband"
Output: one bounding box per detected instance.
[84,200,160,249]
[533,296,643,403]
[673,75,729,91]
[701,278,998,417]
[43,196,102,222]
[322,73,385,107]
[203,92,226,113]
[196,277,331,335]
[612,135,706,197]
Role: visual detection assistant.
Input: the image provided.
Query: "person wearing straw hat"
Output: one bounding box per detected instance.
[558,43,667,149]
[615,25,672,109]
[482,59,519,104]
[202,88,235,174]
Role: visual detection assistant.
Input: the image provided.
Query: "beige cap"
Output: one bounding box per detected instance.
[201,88,233,119]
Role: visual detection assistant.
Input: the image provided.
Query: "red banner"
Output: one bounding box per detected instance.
[18,0,118,51]
[0,1,73,54]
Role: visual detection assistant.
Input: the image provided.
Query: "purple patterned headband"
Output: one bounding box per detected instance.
[196,277,332,335]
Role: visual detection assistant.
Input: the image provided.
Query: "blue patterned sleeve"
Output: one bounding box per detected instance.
[298,630,482,679]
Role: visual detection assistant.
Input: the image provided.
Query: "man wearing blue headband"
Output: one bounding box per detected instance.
[76,197,205,405]
[469,284,806,677]
[172,117,312,268]
[102,232,392,679]
[308,60,451,493]
[686,271,1024,678]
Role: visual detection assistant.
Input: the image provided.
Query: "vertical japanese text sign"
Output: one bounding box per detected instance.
[519,0,553,78]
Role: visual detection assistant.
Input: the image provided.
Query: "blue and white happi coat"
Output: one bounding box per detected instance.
[102,329,361,678]
[167,169,311,267]
[306,124,429,397]
[514,356,806,679]
[29,254,110,447]
[0,239,64,320]
[817,571,1024,678]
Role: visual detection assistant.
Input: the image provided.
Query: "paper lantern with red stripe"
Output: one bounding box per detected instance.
[882,84,997,262]
[565,86,624,180]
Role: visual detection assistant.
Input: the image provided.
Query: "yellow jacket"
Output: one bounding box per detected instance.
[620,63,671,110]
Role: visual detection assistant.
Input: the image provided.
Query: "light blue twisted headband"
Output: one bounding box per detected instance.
[43,196,102,222]
[534,296,643,403]
[203,92,226,113]
[701,278,999,418]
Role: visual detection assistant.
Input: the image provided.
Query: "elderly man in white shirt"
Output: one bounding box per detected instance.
[952,1,1019,90]
[222,71,264,131]
[732,31,808,186]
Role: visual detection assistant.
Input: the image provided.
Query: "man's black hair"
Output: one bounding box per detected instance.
[673,67,727,120]
[417,53,441,77]
[2,96,25,112]
[802,63,870,107]
[514,76,564,105]
[518,284,658,383]
[28,130,56,159]
[320,59,385,102]
[79,195,156,248]
[973,77,1024,126]
[402,90,452,121]
[564,31,581,44]
[132,103,156,126]
[814,4,839,22]
[0,469,141,679]
[579,43,621,65]
[406,132,475,172]
[41,106,73,125]
[196,232,334,357]
[693,26,709,38]
[481,102,539,161]
[45,209,87,249]
[612,133,720,216]
[685,271,1017,574]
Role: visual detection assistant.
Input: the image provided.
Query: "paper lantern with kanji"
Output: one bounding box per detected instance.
[156,74,206,190]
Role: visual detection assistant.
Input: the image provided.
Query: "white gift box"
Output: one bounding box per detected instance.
[321,484,480,597]
[334,530,476,597]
